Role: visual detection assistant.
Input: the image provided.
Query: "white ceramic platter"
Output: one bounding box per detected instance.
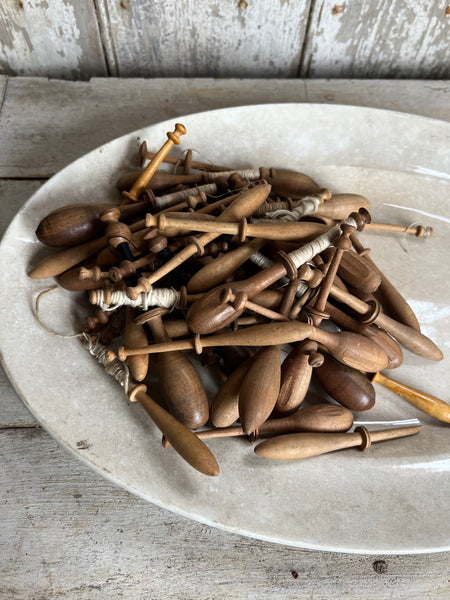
[0,104,449,554]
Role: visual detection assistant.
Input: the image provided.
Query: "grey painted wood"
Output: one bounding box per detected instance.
[0,0,107,79]
[95,0,312,77]
[1,428,448,599]
[2,77,450,179]
[304,79,450,122]
[300,0,450,79]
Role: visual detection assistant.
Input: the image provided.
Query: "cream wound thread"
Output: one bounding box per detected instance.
[82,332,130,394]
[92,287,181,311]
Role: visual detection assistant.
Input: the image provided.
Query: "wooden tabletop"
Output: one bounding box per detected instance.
[1,77,449,599]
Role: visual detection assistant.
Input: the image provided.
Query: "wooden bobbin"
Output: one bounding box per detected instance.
[122,123,187,203]
[254,425,422,460]
[162,404,354,447]
[135,307,209,429]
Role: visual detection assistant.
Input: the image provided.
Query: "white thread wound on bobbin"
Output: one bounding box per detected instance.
[288,216,357,269]
[262,195,321,222]
[248,251,307,297]
[93,288,180,311]
[82,333,130,394]
[154,183,219,209]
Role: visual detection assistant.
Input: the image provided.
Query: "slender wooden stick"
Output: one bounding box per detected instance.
[328,284,442,361]
[107,321,389,373]
[351,233,421,331]
[254,425,421,460]
[369,372,450,423]
[365,222,433,237]
[163,404,354,446]
[122,123,186,203]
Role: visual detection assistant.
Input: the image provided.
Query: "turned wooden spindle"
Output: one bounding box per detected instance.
[124,307,149,381]
[139,142,231,171]
[28,184,232,280]
[148,211,330,242]
[238,343,282,435]
[254,425,422,460]
[364,222,433,237]
[321,246,381,294]
[255,192,370,222]
[350,233,421,331]
[82,335,218,476]
[210,355,255,428]
[122,123,187,203]
[274,212,367,417]
[144,228,191,289]
[35,199,150,248]
[326,301,403,369]
[110,320,389,374]
[369,372,450,423]
[274,341,324,417]
[314,354,376,411]
[163,404,354,446]
[186,237,266,293]
[135,307,209,429]
[186,214,362,335]
[328,283,443,361]
[126,184,271,300]
[58,265,114,291]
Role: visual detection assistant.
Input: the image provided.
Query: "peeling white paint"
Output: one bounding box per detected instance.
[0,0,106,78]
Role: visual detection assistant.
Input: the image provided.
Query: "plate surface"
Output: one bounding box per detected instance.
[0,104,449,554]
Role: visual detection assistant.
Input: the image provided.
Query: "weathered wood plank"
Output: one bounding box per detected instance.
[0,0,107,79]
[0,77,308,177]
[1,78,450,179]
[300,0,450,79]
[96,0,311,77]
[1,428,448,600]
[304,79,450,121]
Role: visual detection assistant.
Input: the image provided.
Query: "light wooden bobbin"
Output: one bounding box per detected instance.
[122,123,187,203]
[254,425,422,460]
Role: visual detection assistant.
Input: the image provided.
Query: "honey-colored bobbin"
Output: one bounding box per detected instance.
[122,123,187,203]
[254,425,422,460]
[369,372,450,423]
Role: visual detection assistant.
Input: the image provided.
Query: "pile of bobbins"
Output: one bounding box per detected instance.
[29,123,448,477]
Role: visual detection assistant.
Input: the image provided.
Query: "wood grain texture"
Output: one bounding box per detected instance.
[1,428,449,600]
[96,0,311,77]
[300,0,450,79]
[0,0,107,79]
[1,77,450,178]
